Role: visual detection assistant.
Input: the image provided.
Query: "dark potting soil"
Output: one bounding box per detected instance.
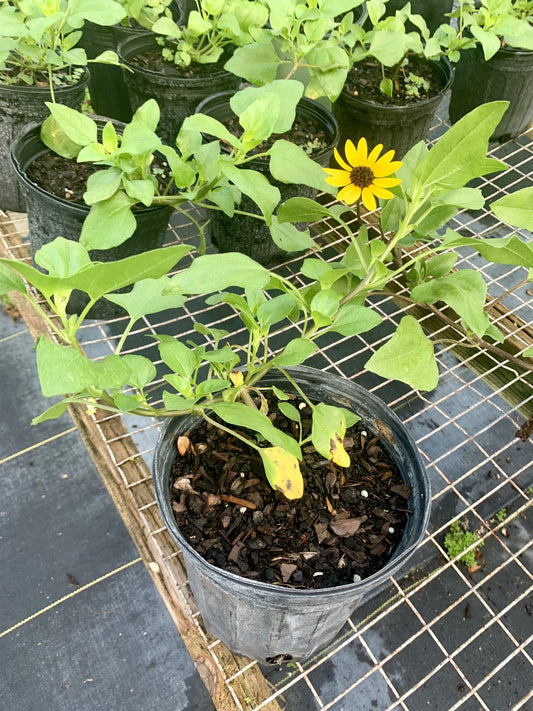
[129,47,229,79]
[170,396,412,590]
[344,57,446,106]
[0,67,82,88]
[220,115,329,157]
[26,152,171,204]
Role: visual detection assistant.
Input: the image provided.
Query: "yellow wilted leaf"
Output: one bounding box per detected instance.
[259,446,304,500]
[330,435,351,467]
[230,370,244,387]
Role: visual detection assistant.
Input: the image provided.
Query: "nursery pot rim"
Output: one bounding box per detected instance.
[0,66,90,94]
[117,32,235,84]
[153,365,431,600]
[194,90,340,167]
[342,56,453,112]
[10,119,170,215]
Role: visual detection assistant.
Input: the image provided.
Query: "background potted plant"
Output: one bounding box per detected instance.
[449,0,533,141]
[224,0,367,102]
[1,101,532,661]
[117,0,268,144]
[81,0,183,122]
[191,79,339,265]
[0,0,126,212]
[10,81,327,310]
[330,0,461,158]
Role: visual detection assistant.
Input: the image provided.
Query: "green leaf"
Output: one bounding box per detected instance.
[181,114,243,150]
[162,392,197,411]
[221,164,281,223]
[120,354,156,390]
[35,337,136,397]
[491,187,533,231]
[230,80,303,134]
[269,140,329,191]
[310,289,339,318]
[196,378,230,397]
[257,293,298,328]
[365,315,439,391]
[412,102,508,194]
[274,338,318,366]
[277,197,336,223]
[0,262,29,295]
[424,252,458,280]
[40,115,82,159]
[210,401,301,459]
[278,401,301,423]
[224,42,280,86]
[328,303,382,337]
[80,192,137,250]
[269,216,316,252]
[411,270,490,338]
[32,399,76,425]
[34,237,92,278]
[441,230,533,268]
[122,177,155,207]
[167,253,271,294]
[44,102,97,146]
[105,276,188,321]
[83,169,122,205]
[154,334,201,379]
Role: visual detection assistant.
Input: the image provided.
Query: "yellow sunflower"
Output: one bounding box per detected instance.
[324,138,402,212]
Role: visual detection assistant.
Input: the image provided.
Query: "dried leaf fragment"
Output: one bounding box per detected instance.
[177,435,191,456]
[329,518,363,537]
[280,563,298,583]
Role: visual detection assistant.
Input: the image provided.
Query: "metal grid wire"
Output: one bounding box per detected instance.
[1,104,532,711]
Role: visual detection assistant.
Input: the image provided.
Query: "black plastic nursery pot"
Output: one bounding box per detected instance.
[117,33,240,145]
[333,58,453,160]
[449,44,533,142]
[10,120,173,320]
[81,1,183,123]
[0,70,89,213]
[153,366,431,663]
[196,91,339,266]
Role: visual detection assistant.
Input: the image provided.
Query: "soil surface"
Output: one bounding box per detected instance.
[26,152,170,204]
[220,115,329,157]
[170,395,412,590]
[0,67,82,88]
[129,48,229,79]
[343,56,447,105]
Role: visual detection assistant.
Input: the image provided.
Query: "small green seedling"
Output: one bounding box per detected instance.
[444,520,484,568]
[495,508,507,523]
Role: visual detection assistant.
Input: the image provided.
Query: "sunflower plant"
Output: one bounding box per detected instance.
[1,101,532,501]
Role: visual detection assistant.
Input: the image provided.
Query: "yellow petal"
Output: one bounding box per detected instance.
[367,143,384,166]
[355,137,368,163]
[333,146,352,172]
[323,168,352,187]
[337,184,361,204]
[373,176,402,188]
[345,138,359,166]
[361,187,377,211]
[369,185,394,200]
[373,151,402,177]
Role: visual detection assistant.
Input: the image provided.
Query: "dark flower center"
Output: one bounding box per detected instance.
[350,165,374,188]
